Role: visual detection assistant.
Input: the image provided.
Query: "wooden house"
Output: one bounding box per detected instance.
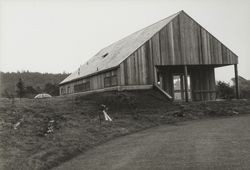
[59,10,239,101]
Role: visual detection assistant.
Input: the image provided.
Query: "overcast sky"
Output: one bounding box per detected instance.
[0,0,249,82]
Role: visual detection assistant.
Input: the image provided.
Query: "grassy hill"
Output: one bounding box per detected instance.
[1,89,250,170]
[0,71,69,97]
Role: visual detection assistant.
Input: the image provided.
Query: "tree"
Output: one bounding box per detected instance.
[25,85,38,98]
[2,89,15,104]
[36,86,42,93]
[216,81,234,99]
[232,76,250,99]
[26,86,37,94]
[16,78,25,98]
[2,89,11,99]
[44,83,59,96]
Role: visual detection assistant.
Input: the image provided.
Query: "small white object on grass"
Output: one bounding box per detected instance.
[13,122,21,130]
[13,117,24,130]
[103,110,112,121]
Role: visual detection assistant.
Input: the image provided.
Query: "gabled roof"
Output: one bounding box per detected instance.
[60,11,181,85]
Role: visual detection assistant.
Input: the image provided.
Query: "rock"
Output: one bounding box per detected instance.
[233,111,239,115]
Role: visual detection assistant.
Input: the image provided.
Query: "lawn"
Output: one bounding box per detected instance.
[0,89,250,170]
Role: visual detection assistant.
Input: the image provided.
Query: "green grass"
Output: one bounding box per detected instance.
[0,89,250,170]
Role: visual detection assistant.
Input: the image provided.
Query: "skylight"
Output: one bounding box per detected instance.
[102,53,108,58]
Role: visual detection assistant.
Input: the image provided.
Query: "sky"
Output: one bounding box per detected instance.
[0,0,250,83]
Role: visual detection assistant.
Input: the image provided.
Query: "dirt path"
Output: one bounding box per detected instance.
[54,115,250,170]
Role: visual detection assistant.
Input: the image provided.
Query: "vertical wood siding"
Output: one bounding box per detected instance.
[119,12,237,86]
[61,11,237,101]
[60,68,119,95]
[190,67,216,101]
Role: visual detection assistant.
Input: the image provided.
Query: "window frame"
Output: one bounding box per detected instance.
[74,81,90,92]
[104,70,118,87]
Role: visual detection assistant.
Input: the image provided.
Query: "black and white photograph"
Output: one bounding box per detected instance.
[0,0,250,169]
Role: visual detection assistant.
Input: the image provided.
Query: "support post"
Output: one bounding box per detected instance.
[234,64,240,99]
[184,65,189,102]
[180,75,184,100]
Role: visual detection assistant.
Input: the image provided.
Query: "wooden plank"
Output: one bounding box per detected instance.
[184,65,189,102]
[191,18,197,64]
[201,29,207,64]
[140,46,147,84]
[207,33,212,64]
[159,26,168,65]
[209,35,215,64]
[137,49,142,84]
[197,25,203,64]
[127,55,132,85]
[234,64,240,99]
[152,33,161,65]
[217,42,222,64]
[120,63,125,85]
[188,17,193,65]
[145,41,153,83]
[154,83,173,100]
[168,22,175,65]
[195,23,201,64]
[135,51,140,84]
[129,53,135,85]
[133,52,138,85]
[123,59,128,85]
[214,38,219,64]
[178,14,185,65]
[133,53,137,84]
[148,39,157,83]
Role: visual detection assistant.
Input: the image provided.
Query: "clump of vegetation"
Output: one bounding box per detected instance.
[16,78,25,98]
[216,81,234,99]
[233,76,250,99]
[216,76,250,99]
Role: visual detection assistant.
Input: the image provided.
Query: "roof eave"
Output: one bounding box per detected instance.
[59,65,119,86]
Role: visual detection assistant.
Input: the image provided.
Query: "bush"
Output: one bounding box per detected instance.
[240,88,250,99]
[216,81,234,99]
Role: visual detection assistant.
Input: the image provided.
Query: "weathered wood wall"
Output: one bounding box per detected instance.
[61,11,236,100]
[151,12,238,66]
[119,44,154,86]
[60,69,119,95]
[119,12,238,86]
[155,66,216,101]
[190,67,216,101]
[161,71,174,96]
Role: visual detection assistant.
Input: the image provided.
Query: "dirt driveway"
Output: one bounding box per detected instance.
[54,115,250,170]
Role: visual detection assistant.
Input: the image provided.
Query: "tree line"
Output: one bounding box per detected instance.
[0,71,69,98]
[12,78,60,98]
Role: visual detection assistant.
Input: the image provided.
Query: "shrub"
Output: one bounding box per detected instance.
[216,81,234,99]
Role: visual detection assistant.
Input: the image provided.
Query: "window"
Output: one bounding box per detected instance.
[67,86,70,94]
[104,70,117,87]
[74,81,90,92]
[60,87,65,95]
[104,77,111,87]
[111,76,118,86]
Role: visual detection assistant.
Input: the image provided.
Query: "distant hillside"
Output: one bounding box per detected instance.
[0,71,69,97]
